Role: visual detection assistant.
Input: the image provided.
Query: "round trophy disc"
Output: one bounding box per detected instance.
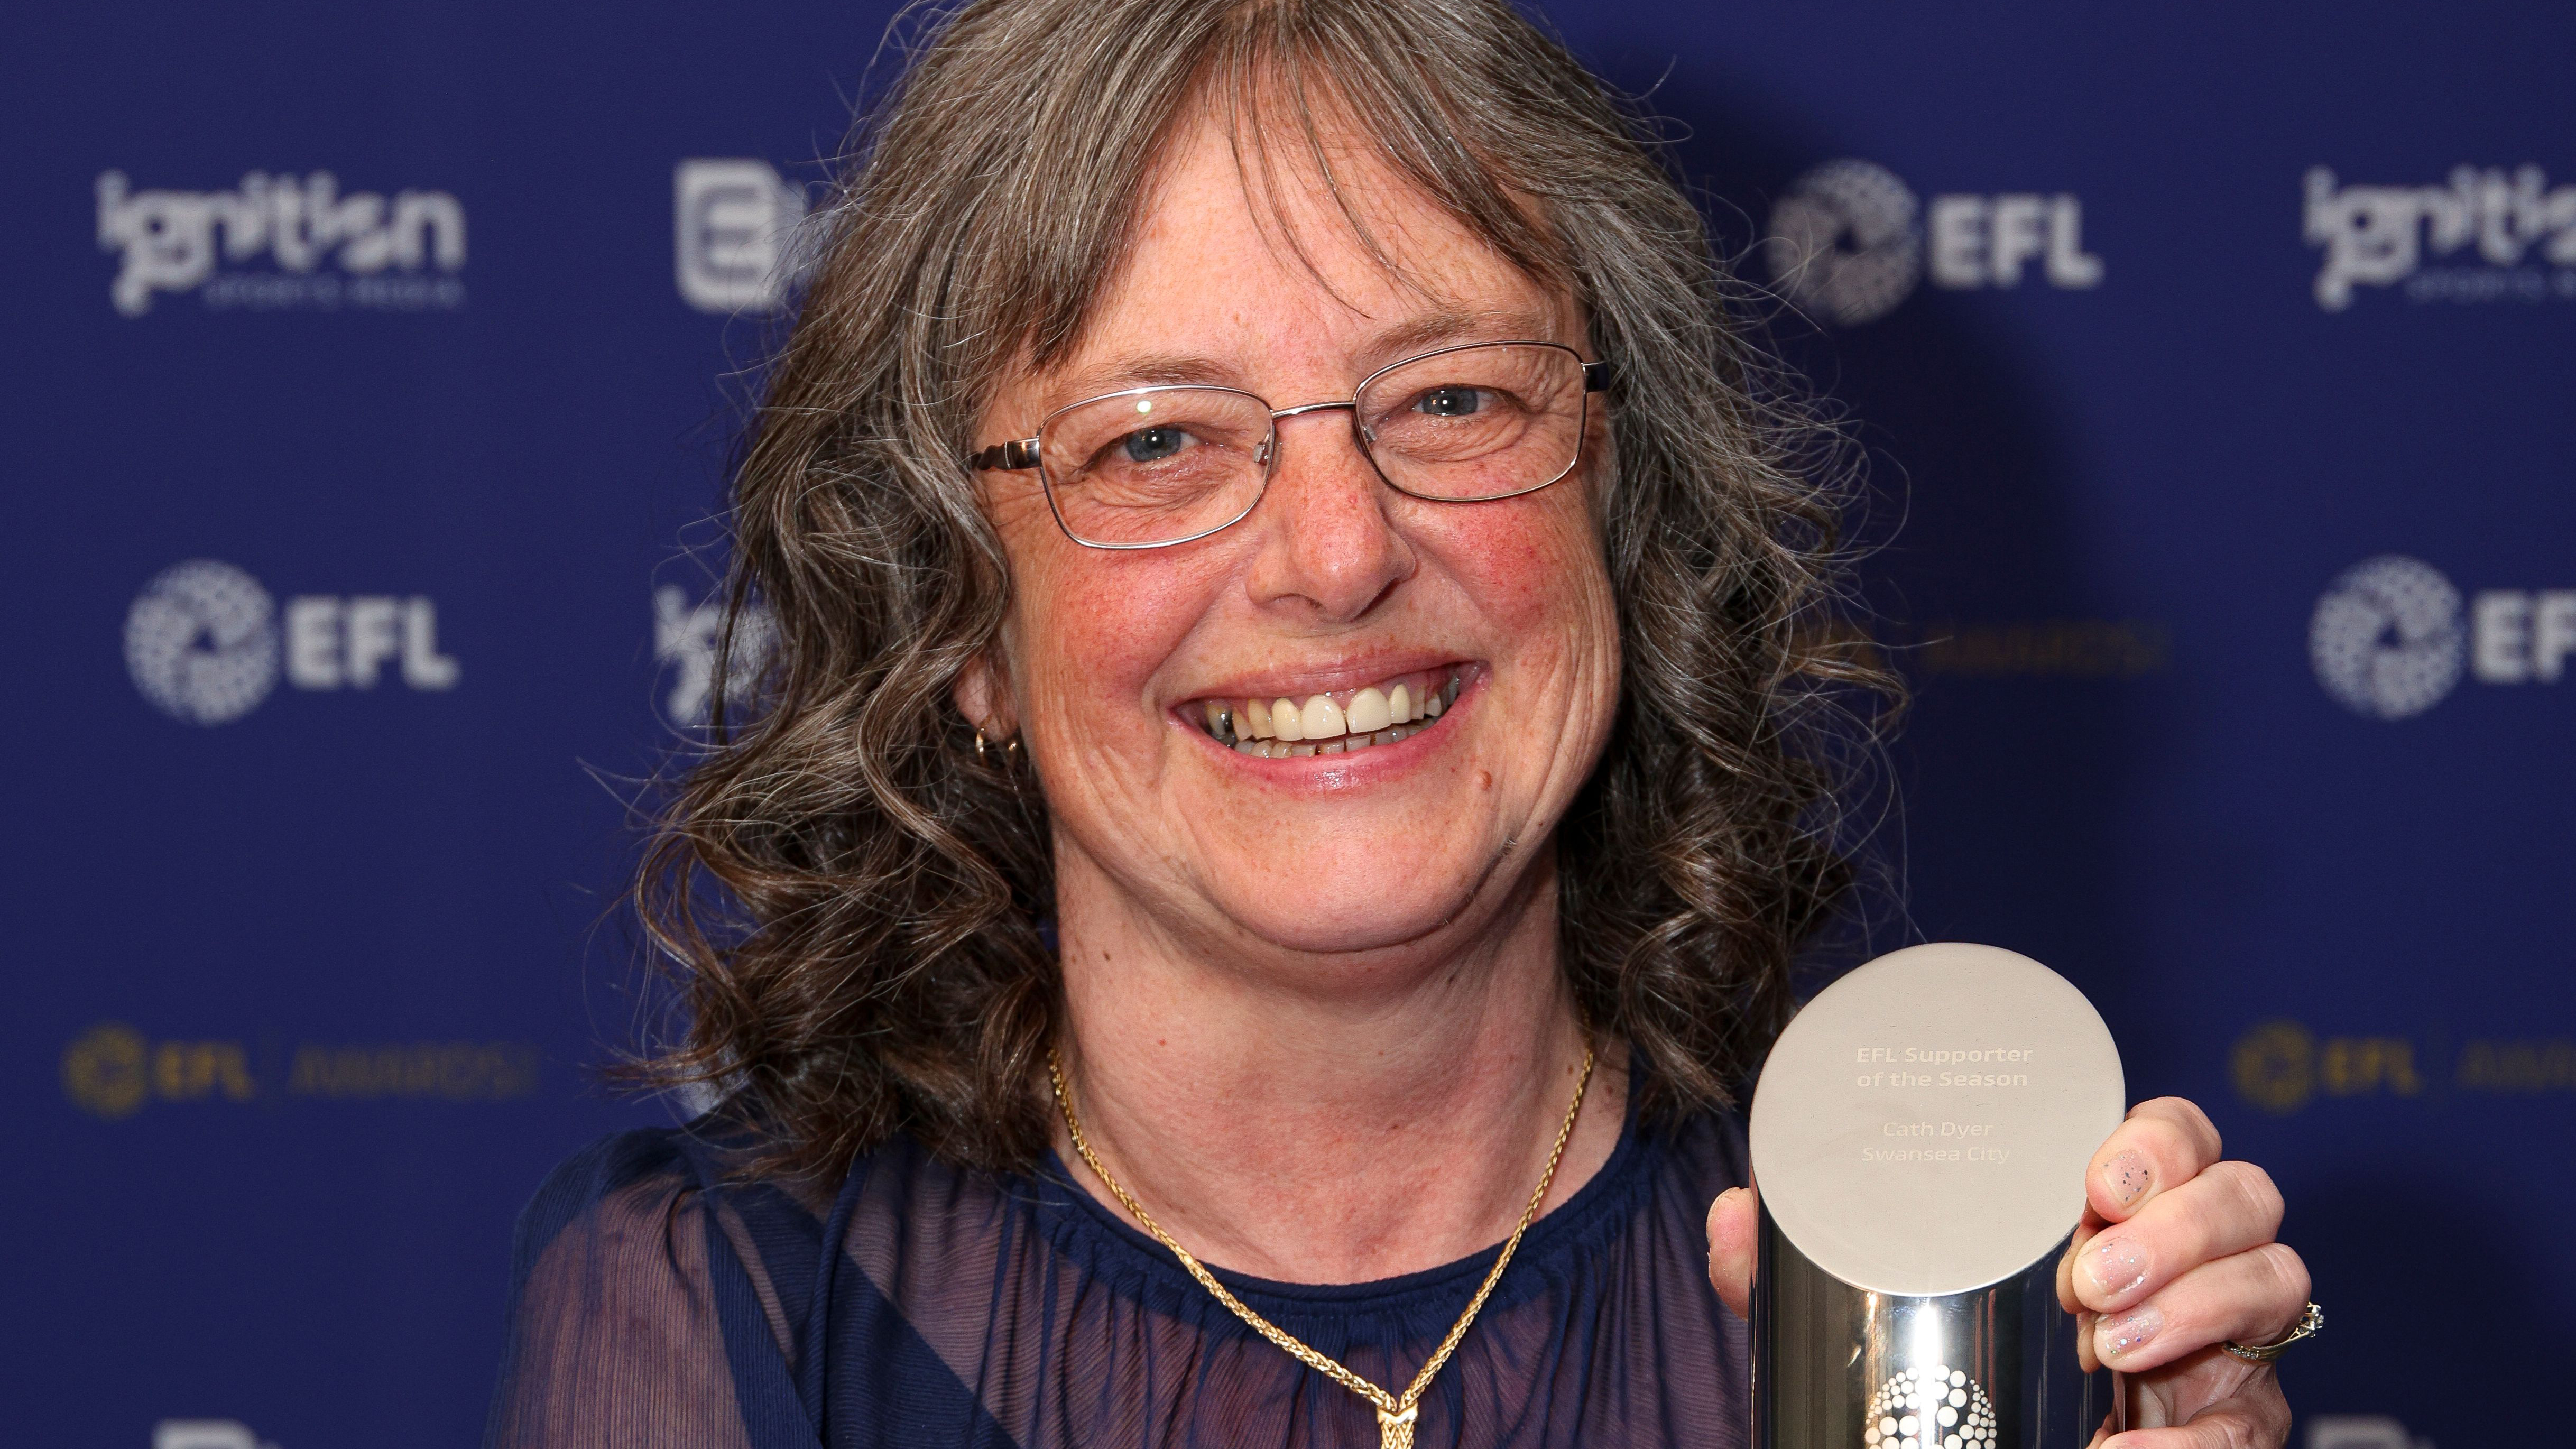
[1749,942,2127,1297]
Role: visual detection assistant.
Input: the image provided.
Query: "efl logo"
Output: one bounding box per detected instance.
[2309,554,2576,719]
[2306,165,2576,310]
[2307,1416,2433,1449]
[1764,159,2102,326]
[124,560,460,726]
[154,1425,280,1449]
[675,159,807,313]
[96,171,466,317]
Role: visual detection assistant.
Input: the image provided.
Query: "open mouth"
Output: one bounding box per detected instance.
[1188,665,1470,759]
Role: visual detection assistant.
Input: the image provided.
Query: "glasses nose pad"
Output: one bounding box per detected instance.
[1254,436,1273,468]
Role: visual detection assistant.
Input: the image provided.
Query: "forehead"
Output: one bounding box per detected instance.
[1037,101,1578,395]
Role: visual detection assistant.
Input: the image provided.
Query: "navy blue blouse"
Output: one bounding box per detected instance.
[485,1085,1751,1448]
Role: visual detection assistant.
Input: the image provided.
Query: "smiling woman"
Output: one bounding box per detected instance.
[484,1,2310,1446]
[650,0,1869,1196]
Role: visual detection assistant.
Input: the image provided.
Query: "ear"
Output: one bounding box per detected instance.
[953,647,1017,739]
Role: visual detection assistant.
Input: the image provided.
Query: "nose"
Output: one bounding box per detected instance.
[1243,407,1412,623]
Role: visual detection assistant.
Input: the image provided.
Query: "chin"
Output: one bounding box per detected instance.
[1203,851,1514,961]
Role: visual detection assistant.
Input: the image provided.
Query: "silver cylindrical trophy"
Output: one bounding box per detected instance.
[1750,943,2127,1449]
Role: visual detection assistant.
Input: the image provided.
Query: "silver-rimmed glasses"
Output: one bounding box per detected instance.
[967,340,1610,549]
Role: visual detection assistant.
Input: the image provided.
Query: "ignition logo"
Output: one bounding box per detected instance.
[654,584,775,724]
[124,560,460,725]
[97,171,466,316]
[676,159,808,313]
[1765,159,2102,325]
[2307,164,2576,310]
[2310,554,2576,718]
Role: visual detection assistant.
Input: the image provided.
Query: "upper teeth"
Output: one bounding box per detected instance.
[1196,669,1465,757]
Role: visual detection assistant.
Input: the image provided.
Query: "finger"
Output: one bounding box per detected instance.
[1707,1184,1757,1318]
[2104,1369,2291,1449]
[2089,1098,2223,1224]
[2069,1161,2285,1313]
[2093,1242,2311,1375]
[2057,1218,2101,1314]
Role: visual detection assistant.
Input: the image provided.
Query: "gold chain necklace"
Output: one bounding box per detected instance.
[1047,1036,1596,1449]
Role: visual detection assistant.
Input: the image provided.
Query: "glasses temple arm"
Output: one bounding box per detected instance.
[967,438,1042,471]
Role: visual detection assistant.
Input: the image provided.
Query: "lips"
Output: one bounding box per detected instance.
[1187,666,1467,759]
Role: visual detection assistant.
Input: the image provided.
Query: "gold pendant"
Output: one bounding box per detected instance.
[1377,1404,1419,1449]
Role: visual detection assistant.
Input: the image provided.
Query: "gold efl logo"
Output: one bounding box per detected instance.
[2232,1019,2573,1113]
[61,1024,256,1119]
[60,1022,544,1118]
[62,1022,152,1119]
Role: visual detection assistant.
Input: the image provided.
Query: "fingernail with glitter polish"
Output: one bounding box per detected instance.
[2104,1150,2153,1205]
[2099,1306,2162,1361]
[2082,1236,2148,1298]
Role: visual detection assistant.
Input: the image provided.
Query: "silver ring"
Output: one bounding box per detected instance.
[2223,1300,2321,1363]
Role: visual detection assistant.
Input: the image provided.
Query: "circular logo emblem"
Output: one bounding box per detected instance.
[1765,160,1923,326]
[125,559,279,724]
[2231,1020,2316,1114]
[63,1022,150,1119]
[2309,555,2464,720]
[1865,1364,1995,1449]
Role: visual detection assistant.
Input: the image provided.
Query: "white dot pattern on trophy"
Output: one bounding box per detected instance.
[123,559,281,725]
[2308,553,2466,719]
[1866,1365,1995,1449]
[1763,159,1924,326]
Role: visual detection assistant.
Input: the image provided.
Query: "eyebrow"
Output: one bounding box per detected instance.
[1045,306,1569,409]
[1365,306,1563,362]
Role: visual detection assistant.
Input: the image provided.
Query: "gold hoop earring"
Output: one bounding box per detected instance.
[974,728,990,764]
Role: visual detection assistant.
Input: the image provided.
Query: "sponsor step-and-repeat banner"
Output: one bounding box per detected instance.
[6,3,2568,1445]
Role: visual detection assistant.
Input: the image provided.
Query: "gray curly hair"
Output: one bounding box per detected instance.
[639,0,1893,1183]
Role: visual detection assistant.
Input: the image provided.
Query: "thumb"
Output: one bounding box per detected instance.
[1706,1183,1758,1318]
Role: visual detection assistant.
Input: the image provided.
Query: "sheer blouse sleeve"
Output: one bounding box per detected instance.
[484,1129,814,1449]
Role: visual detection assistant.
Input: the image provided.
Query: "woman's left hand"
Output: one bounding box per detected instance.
[1707,1097,2309,1449]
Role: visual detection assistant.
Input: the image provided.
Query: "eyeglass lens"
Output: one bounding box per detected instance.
[1038,343,1588,548]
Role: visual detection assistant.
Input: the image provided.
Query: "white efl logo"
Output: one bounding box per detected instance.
[126,561,280,724]
[97,171,466,317]
[1765,159,2101,325]
[2311,555,2576,719]
[153,1422,278,1449]
[2306,165,2576,310]
[125,560,461,725]
[654,585,774,724]
[675,159,807,313]
[2306,1415,2433,1449]
[283,596,460,691]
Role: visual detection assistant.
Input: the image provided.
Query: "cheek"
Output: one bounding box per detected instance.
[1009,545,1213,721]
[1435,491,1615,657]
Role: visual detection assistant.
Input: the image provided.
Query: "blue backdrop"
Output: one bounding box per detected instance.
[11,4,2569,1446]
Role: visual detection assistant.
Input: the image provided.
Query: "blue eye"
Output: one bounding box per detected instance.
[1122,426,1190,462]
[1415,386,1484,418]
